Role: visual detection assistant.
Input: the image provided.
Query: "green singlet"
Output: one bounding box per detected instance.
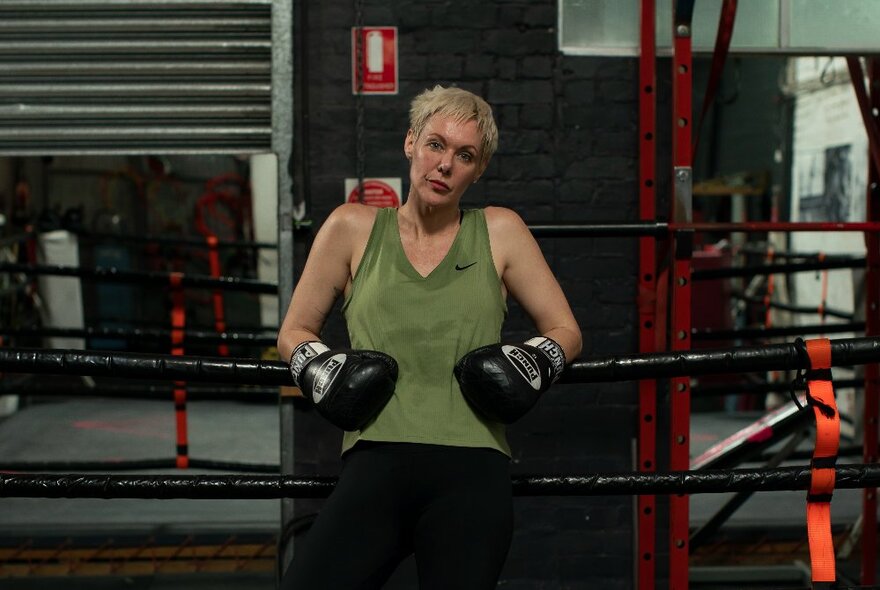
[341,207,510,456]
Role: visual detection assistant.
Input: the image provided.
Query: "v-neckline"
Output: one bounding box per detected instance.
[393,209,464,280]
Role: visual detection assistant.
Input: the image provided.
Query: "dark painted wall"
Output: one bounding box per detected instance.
[290,1,643,587]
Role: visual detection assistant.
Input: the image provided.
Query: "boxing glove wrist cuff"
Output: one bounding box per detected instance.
[524,336,566,383]
[289,341,330,387]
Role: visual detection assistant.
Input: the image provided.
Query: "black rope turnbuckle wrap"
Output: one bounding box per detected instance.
[2,464,880,499]
[1,336,879,385]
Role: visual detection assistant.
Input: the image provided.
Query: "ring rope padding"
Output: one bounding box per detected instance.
[1,336,879,386]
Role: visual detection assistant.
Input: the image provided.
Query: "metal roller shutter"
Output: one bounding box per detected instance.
[0,0,273,155]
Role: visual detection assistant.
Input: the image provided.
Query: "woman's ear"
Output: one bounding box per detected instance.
[403,128,415,161]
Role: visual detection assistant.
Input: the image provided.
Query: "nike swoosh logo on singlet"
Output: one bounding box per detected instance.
[455,262,477,271]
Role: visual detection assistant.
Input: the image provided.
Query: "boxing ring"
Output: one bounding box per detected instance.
[1,335,879,589]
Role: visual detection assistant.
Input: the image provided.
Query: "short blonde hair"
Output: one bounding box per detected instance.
[409,85,498,171]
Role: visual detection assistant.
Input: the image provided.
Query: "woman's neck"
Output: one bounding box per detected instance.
[397,201,460,237]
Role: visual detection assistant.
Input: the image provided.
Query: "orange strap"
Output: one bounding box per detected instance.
[803,338,838,587]
[205,235,229,357]
[169,276,189,469]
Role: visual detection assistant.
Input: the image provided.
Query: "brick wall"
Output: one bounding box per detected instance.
[292,1,643,587]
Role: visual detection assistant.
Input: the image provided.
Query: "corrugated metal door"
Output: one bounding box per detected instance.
[0,0,272,155]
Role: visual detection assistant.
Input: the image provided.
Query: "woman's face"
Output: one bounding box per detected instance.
[404,114,483,208]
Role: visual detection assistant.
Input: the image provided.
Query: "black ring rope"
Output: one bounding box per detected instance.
[76,229,277,251]
[2,446,867,475]
[91,316,274,333]
[0,282,29,298]
[692,322,866,342]
[736,244,859,263]
[23,256,858,298]
[527,223,667,238]
[561,336,880,383]
[8,222,880,246]
[0,458,280,473]
[525,222,880,238]
[1,336,879,385]
[0,231,33,249]
[0,326,277,347]
[731,290,854,321]
[692,257,866,280]
[0,347,290,384]
[0,263,277,294]
[0,225,308,251]
[0,381,283,402]
[692,378,863,397]
[2,463,880,499]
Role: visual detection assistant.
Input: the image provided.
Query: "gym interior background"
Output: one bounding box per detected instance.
[0,1,877,589]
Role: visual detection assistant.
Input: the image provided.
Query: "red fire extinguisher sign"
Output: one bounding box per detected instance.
[351,26,398,95]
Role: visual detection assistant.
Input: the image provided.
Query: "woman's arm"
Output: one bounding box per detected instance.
[487,206,583,362]
[277,204,371,361]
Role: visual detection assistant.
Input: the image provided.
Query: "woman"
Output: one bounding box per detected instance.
[278,85,581,589]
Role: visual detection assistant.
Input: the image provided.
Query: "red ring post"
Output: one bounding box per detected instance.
[862,57,880,587]
[848,54,880,586]
[670,2,693,588]
[638,0,658,587]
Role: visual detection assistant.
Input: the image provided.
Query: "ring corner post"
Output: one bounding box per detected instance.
[272,0,297,581]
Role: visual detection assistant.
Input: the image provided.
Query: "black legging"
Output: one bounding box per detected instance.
[280,442,513,589]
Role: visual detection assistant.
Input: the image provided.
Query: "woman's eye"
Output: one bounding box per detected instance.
[459,152,473,162]
[428,141,442,150]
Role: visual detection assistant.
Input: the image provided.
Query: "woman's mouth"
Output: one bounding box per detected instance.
[428,179,450,191]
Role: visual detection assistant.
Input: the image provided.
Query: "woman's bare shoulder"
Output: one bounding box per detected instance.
[484,205,528,234]
[318,202,382,240]
[329,202,381,226]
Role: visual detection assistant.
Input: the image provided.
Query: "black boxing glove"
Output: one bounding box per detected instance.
[454,336,566,424]
[289,341,398,431]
